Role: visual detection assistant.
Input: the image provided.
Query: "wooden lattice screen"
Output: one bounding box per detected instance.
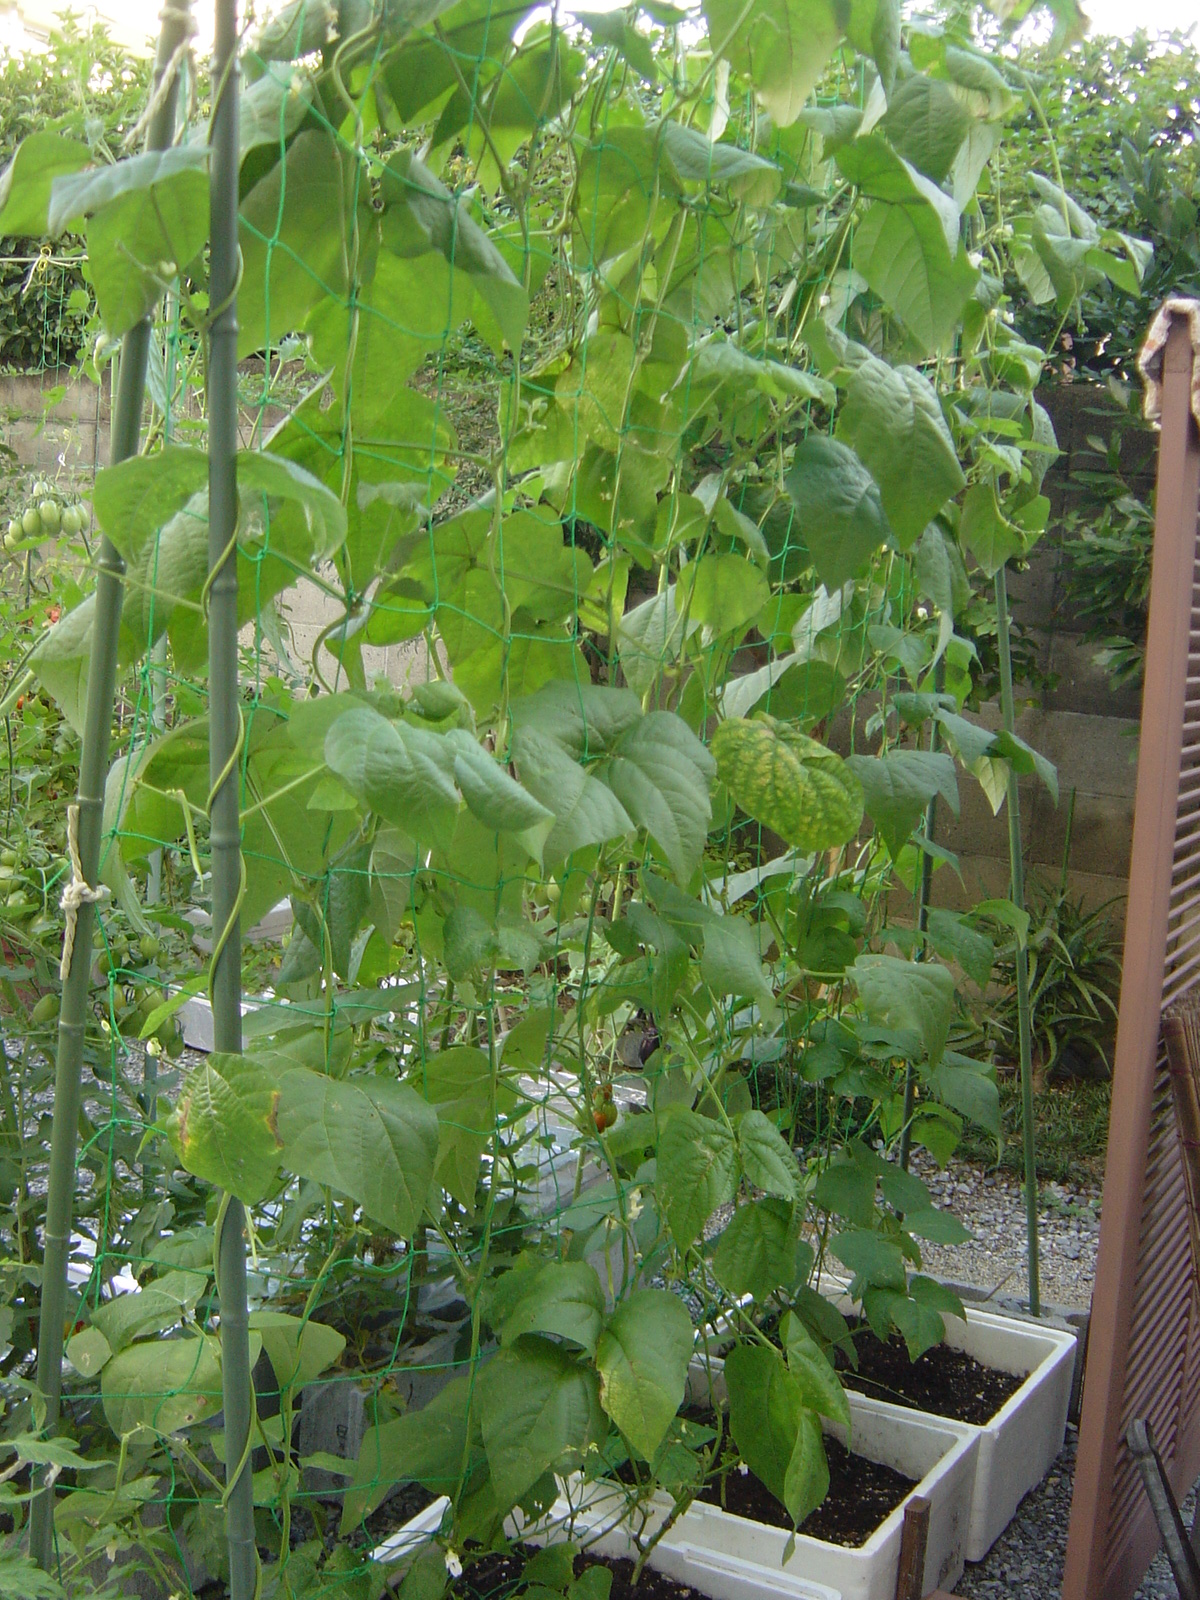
[1063,306,1200,1599]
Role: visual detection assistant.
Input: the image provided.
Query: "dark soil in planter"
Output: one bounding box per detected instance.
[834,1319,1024,1426]
[665,1403,914,1547]
[199,1483,440,1596]
[696,1432,915,1548]
[290,1479,436,1553]
[459,1545,716,1600]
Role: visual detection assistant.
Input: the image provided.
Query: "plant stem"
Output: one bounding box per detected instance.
[209,5,255,1598]
[28,7,192,1571]
[994,564,1040,1316]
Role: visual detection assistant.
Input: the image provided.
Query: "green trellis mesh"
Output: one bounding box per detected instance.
[0,4,1024,1596]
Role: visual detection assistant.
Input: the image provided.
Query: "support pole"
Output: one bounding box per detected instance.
[208,5,255,1598]
[29,4,192,1569]
[994,563,1040,1317]
[899,662,943,1173]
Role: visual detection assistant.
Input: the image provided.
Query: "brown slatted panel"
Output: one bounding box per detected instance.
[1179,1285,1200,1433]
[1105,1073,1195,1571]
[1064,310,1200,1600]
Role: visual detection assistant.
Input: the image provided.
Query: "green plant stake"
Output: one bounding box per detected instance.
[208,5,255,1597]
[899,666,943,1173]
[995,563,1041,1317]
[28,6,192,1570]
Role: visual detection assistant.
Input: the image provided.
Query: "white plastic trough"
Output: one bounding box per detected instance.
[817,1287,1077,1561]
[713,1284,1077,1562]
[370,1487,843,1600]
[518,1495,842,1600]
[369,1492,450,1569]
[926,1303,1076,1562]
[553,1356,976,1600]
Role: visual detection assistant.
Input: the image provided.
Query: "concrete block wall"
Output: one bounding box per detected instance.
[268,580,431,693]
[940,383,1151,932]
[925,704,1137,929]
[0,367,111,489]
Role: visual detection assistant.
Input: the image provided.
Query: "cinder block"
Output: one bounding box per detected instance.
[1043,634,1144,720]
[298,1378,367,1499]
[1007,545,1060,631]
[1028,788,1134,878]
[1013,708,1139,800]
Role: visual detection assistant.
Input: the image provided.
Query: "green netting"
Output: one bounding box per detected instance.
[0,1,1120,1596]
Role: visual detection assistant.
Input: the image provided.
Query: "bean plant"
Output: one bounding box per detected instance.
[0,1,1151,1596]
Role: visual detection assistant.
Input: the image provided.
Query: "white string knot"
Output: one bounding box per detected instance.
[59,804,110,982]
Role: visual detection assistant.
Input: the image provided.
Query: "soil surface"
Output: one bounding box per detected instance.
[835,1319,1025,1426]
[291,1480,436,1553]
[459,1546,716,1600]
[694,1428,914,1548]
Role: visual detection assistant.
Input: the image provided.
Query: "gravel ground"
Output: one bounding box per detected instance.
[910,1154,1101,1312]
[908,1155,1200,1597]
[953,1428,1197,1599]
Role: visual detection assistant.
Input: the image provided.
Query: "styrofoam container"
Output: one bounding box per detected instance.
[376,1486,842,1600]
[712,1285,1077,1561]
[818,1287,1077,1561]
[370,1493,449,1568]
[557,1357,976,1600]
[931,1304,1076,1561]
[520,1494,842,1600]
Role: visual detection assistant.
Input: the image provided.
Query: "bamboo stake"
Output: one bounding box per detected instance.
[899,661,944,1173]
[994,564,1041,1317]
[29,4,193,1569]
[208,5,255,1597]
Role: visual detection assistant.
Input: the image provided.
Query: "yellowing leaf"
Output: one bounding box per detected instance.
[711,716,863,851]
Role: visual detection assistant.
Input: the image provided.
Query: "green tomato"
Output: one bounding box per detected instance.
[155,1014,181,1047]
[30,993,59,1025]
[32,480,49,499]
[138,934,162,961]
[60,506,81,535]
[21,507,39,537]
[38,500,60,532]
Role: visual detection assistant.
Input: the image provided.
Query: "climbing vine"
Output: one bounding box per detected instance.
[0,1,1151,1596]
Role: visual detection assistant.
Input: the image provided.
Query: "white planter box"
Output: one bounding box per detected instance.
[712,1285,1077,1562]
[818,1289,1076,1562]
[521,1495,841,1600]
[932,1305,1076,1561]
[370,1493,449,1568]
[554,1357,976,1600]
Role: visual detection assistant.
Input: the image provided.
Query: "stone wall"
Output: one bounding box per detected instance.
[0,367,111,484]
[938,384,1153,932]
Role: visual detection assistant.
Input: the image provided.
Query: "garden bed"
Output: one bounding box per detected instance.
[564,1359,978,1600]
[821,1296,1078,1560]
[833,1319,1024,1425]
[697,1423,913,1545]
